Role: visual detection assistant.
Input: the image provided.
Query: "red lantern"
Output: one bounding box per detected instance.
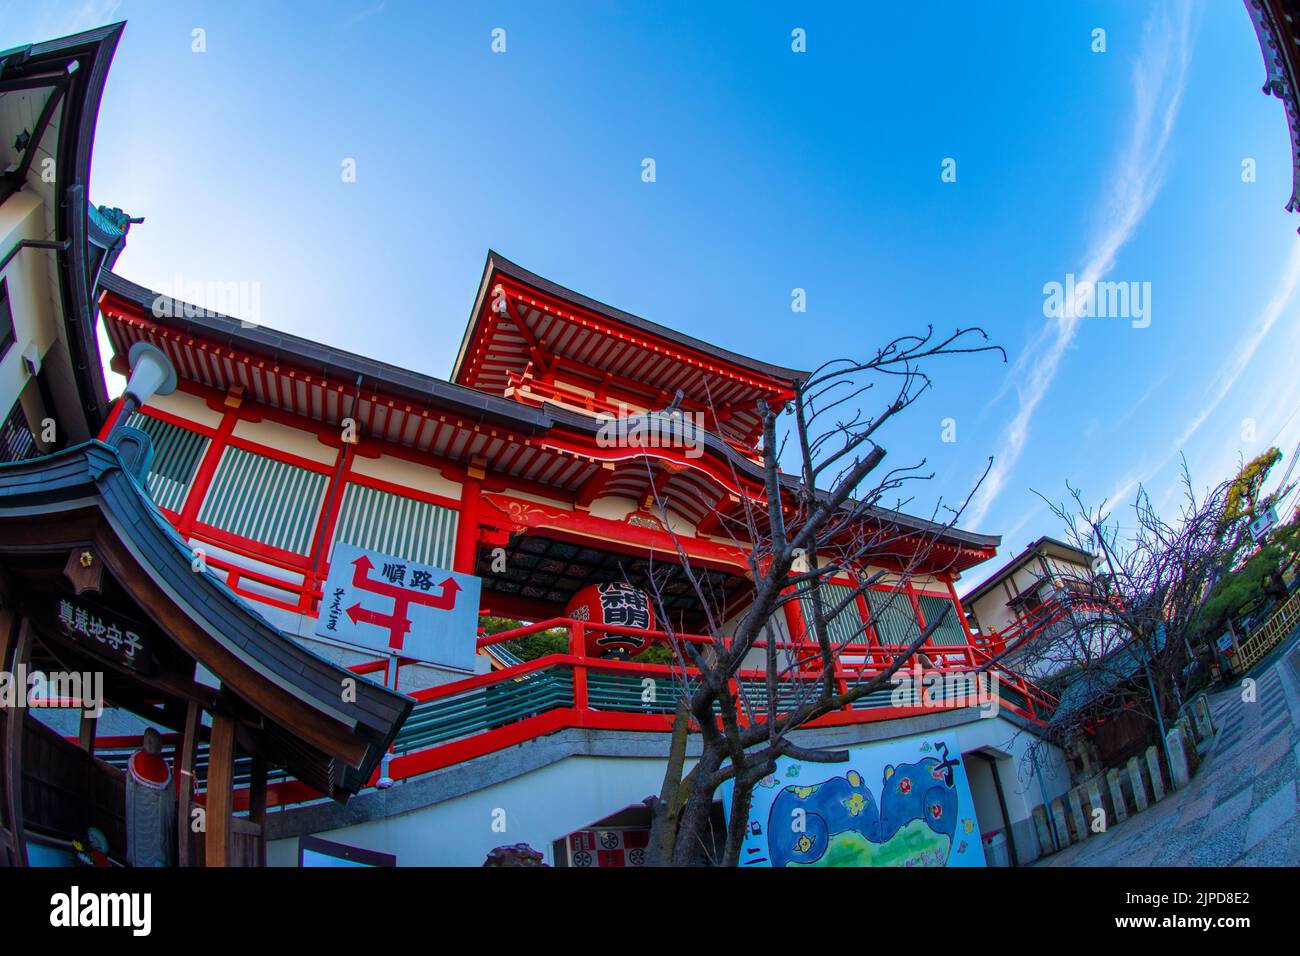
[566,583,657,658]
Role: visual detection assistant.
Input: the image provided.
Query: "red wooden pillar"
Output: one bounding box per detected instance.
[205,713,236,868]
[304,434,356,612]
[176,700,200,867]
[178,407,238,538]
[454,456,486,575]
[946,576,979,666]
[569,621,588,712]
[781,588,805,672]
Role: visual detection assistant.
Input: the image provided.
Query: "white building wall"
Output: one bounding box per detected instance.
[266,713,1071,867]
[0,193,57,425]
[268,754,677,867]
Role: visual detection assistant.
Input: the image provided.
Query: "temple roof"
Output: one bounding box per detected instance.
[99,271,553,435]
[455,251,810,384]
[1246,0,1300,221]
[0,440,413,798]
[98,270,999,568]
[453,252,809,448]
[0,22,128,434]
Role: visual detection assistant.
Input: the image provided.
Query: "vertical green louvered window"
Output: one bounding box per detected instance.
[197,446,328,555]
[916,594,969,646]
[330,483,458,569]
[798,581,867,645]
[865,588,922,646]
[125,412,210,513]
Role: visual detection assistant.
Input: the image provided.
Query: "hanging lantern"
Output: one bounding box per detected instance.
[566,583,657,658]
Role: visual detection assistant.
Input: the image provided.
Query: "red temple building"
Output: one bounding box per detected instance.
[0,24,1078,870]
[68,253,1067,866]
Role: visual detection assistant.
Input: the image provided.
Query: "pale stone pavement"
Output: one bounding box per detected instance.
[1038,633,1300,867]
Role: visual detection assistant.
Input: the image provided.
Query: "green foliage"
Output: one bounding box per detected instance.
[482,616,569,661]
[633,643,676,665]
[1223,447,1282,528]
[1198,512,1300,641]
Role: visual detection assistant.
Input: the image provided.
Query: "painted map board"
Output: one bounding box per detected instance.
[315,542,481,671]
[721,732,986,867]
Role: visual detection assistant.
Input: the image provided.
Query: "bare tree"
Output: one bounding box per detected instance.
[628,326,1006,867]
[1028,461,1232,755]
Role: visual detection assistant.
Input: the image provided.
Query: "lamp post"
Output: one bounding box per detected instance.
[113,341,178,428]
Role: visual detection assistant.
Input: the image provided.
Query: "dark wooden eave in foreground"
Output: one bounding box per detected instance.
[0,441,413,800]
[1246,0,1300,222]
[0,22,128,433]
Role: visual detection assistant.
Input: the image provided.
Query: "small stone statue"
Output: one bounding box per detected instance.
[482,843,548,866]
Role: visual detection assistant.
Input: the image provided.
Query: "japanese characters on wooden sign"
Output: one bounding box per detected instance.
[316,542,481,671]
[56,596,152,673]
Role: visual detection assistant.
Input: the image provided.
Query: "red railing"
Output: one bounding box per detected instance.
[188,527,324,614]
[978,591,1115,661]
[356,617,1058,791]
[80,617,1057,812]
[471,617,1056,721]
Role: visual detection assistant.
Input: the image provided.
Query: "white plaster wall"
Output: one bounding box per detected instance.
[348,451,462,501]
[949,715,1071,822]
[588,494,636,522]
[0,194,55,418]
[230,416,336,465]
[267,754,678,867]
[145,389,226,430]
[264,714,1069,867]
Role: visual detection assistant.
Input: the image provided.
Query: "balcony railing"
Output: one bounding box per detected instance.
[377,618,1058,783]
[0,398,38,464]
[73,616,1058,812]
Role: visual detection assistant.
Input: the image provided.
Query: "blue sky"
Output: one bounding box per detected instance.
[4,1,1299,592]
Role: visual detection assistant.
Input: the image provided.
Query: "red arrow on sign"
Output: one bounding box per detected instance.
[345,556,463,650]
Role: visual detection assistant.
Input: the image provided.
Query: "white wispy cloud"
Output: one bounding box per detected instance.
[1105,240,1300,507]
[966,2,1194,529]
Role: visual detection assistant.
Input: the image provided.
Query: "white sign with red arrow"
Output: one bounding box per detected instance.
[315,542,481,671]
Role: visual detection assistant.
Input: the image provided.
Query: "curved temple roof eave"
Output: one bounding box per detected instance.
[1,21,129,434]
[97,270,997,568]
[452,250,813,389]
[0,439,413,797]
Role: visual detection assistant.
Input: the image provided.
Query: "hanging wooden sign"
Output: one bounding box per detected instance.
[54,595,154,674]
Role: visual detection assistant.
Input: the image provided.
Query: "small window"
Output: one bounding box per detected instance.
[0,278,15,360]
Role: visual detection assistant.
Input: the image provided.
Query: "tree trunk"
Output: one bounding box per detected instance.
[670,745,723,866]
[721,759,774,866]
[645,700,692,866]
